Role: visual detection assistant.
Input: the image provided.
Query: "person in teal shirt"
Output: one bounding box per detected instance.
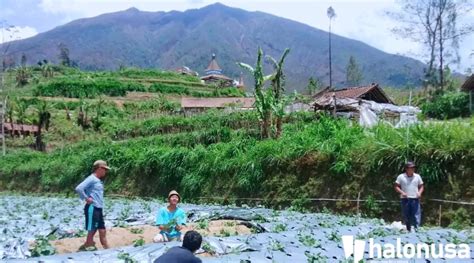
[153,190,187,242]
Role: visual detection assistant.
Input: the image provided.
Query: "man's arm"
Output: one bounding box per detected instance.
[394,183,407,197]
[75,177,93,201]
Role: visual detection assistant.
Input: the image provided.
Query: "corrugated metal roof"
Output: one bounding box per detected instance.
[313,83,393,104]
[200,74,233,81]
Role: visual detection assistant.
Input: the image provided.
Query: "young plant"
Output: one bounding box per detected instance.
[129,228,144,234]
[30,236,56,257]
[133,237,145,247]
[273,223,287,233]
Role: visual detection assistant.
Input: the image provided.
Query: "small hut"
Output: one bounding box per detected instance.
[311,83,419,127]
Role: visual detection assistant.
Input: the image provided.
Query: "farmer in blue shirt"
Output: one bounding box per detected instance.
[153,190,187,242]
[75,160,110,250]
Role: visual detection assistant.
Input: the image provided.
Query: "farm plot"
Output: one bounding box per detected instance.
[1,195,473,262]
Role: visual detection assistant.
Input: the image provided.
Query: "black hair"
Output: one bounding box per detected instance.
[182,230,202,252]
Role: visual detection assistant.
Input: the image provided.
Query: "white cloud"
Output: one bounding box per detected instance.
[0,26,38,44]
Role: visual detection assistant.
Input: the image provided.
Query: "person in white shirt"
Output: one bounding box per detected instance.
[394,161,424,232]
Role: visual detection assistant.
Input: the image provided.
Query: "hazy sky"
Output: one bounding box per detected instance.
[1,0,473,71]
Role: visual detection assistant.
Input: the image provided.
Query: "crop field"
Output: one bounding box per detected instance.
[1,194,473,262]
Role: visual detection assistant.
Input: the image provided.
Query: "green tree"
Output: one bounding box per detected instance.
[14,66,31,87]
[346,56,363,86]
[58,43,71,67]
[389,0,474,89]
[238,48,273,139]
[266,48,291,138]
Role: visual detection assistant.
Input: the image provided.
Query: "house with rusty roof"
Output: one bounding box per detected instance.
[313,83,394,106]
[3,122,39,137]
[311,83,419,127]
[181,97,255,116]
[200,54,234,87]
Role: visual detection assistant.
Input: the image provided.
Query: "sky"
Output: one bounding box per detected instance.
[0,0,473,72]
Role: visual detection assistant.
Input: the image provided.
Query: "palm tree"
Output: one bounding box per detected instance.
[327,6,336,88]
[14,66,31,87]
[266,48,290,138]
[238,48,273,138]
[34,100,51,151]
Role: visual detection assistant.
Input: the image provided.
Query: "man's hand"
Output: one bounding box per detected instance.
[401,192,408,198]
[86,197,93,204]
[417,192,422,198]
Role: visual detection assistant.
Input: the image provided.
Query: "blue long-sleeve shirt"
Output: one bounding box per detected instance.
[75,174,104,208]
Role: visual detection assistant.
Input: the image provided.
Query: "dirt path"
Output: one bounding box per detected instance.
[50,220,251,254]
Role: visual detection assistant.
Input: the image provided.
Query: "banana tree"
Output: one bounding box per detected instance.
[266,48,290,138]
[41,62,54,78]
[238,48,273,138]
[15,66,31,87]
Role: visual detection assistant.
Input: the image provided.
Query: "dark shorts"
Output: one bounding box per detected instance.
[84,204,105,231]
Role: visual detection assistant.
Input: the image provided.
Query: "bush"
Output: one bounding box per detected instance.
[34,78,146,98]
[213,87,245,97]
[0,114,472,225]
[117,68,201,83]
[421,92,470,119]
[149,83,190,95]
[448,208,472,230]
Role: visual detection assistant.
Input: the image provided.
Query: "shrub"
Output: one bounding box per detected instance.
[421,92,470,119]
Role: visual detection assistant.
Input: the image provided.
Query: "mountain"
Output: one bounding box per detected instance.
[1,3,426,91]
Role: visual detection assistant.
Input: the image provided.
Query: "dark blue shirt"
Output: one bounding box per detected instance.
[154,246,202,263]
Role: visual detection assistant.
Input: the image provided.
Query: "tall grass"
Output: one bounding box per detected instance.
[0,115,472,224]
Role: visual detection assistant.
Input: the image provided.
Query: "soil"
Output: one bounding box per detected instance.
[50,220,252,254]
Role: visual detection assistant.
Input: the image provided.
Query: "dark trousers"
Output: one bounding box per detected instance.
[401,198,419,231]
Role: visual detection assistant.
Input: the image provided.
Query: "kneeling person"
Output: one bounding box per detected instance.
[154,230,202,263]
[153,190,186,242]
